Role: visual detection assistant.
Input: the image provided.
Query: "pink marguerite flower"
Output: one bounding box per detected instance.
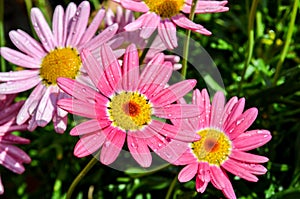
[174,89,272,199]
[114,0,229,49]
[57,43,200,167]
[106,5,182,70]
[0,94,31,195]
[0,1,118,133]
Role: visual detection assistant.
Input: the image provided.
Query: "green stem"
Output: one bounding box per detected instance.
[237,0,259,95]
[0,0,6,72]
[66,156,99,199]
[165,174,178,199]
[272,0,298,85]
[181,0,198,79]
[139,32,157,64]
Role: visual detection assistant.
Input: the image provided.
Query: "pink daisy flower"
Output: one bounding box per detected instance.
[114,0,229,49]
[106,5,181,70]
[57,44,200,167]
[0,1,118,133]
[174,89,272,199]
[0,94,31,195]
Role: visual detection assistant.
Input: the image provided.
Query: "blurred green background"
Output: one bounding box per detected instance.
[0,0,299,198]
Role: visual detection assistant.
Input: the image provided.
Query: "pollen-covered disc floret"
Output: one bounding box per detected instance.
[40,48,81,85]
[108,92,152,130]
[144,0,184,18]
[191,128,231,166]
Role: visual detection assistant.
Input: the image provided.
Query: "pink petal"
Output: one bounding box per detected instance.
[120,0,149,12]
[78,8,105,46]
[31,8,55,51]
[138,54,169,97]
[139,13,160,39]
[158,19,178,49]
[9,30,45,58]
[140,61,173,98]
[220,96,238,128]
[0,76,40,94]
[209,166,226,189]
[1,133,30,145]
[230,150,269,163]
[98,44,122,94]
[81,48,115,97]
[53,113,68,134]
[57,98,103,119]
[172,14,211,35]
[0,150,25,174]
[52,5,65,47]
[223,98,245,130]
[195,173,209,193]
[225,108,258,140]
[16,83,45,125]
[0,144,31,164]
[66,1,90,47]
[0,100,24,122]
[57,77,108,105]
[35,86,56,127]
[145,132,188,164]
[183,1,229,14]
[100,127,126,165]
[74,132,106,157]
[127,135,152,167]
[178,163,198,182]
[70,119,111,135]
[210,91,225,128]
[199,89,211,129]
[81,23,119,51]
[121,44,140,91]
[154,104,200,119]
[222,159,258,182]
[0,176,4,194]
[62,2,77,46]
[150,80,197,107]
[233,130,272,151]
[149,120,199,142]
[0,47,41,69]
[0,70,39,82]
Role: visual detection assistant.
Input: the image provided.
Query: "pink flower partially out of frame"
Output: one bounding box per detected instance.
[0,1,118,133]
[0,94,31,195]
[174,89,272,199]
[114,0,229,49]
[57,44,200,167]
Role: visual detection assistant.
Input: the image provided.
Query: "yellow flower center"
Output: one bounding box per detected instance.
[40,47,81,85]
[144,0,185,18]
[191,128,232,166]
[108,92,152,131]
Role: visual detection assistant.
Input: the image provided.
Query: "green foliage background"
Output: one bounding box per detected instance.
[0,0,299,198]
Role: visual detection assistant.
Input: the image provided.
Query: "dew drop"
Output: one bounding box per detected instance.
[105,141,111,147]
[131,142,138,148]
[164,152,172,159]
[236,118,245,125]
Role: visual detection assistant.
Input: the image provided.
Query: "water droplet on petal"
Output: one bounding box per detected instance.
[105,141,111,147]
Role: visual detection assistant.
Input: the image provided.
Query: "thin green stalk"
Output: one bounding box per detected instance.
[0,0,6,72]
[273,0,298,85]
[66,156,99,199]
[181,0,198,79]
[139,32,157,64]
[237,0,259,95]
[165,174,178,199]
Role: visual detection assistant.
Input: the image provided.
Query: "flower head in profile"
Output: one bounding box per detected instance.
[114,0,229,49]
[0,94,31,195]
[174,89,272,199]
[0,1,118,133]
[57,44,200,167]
